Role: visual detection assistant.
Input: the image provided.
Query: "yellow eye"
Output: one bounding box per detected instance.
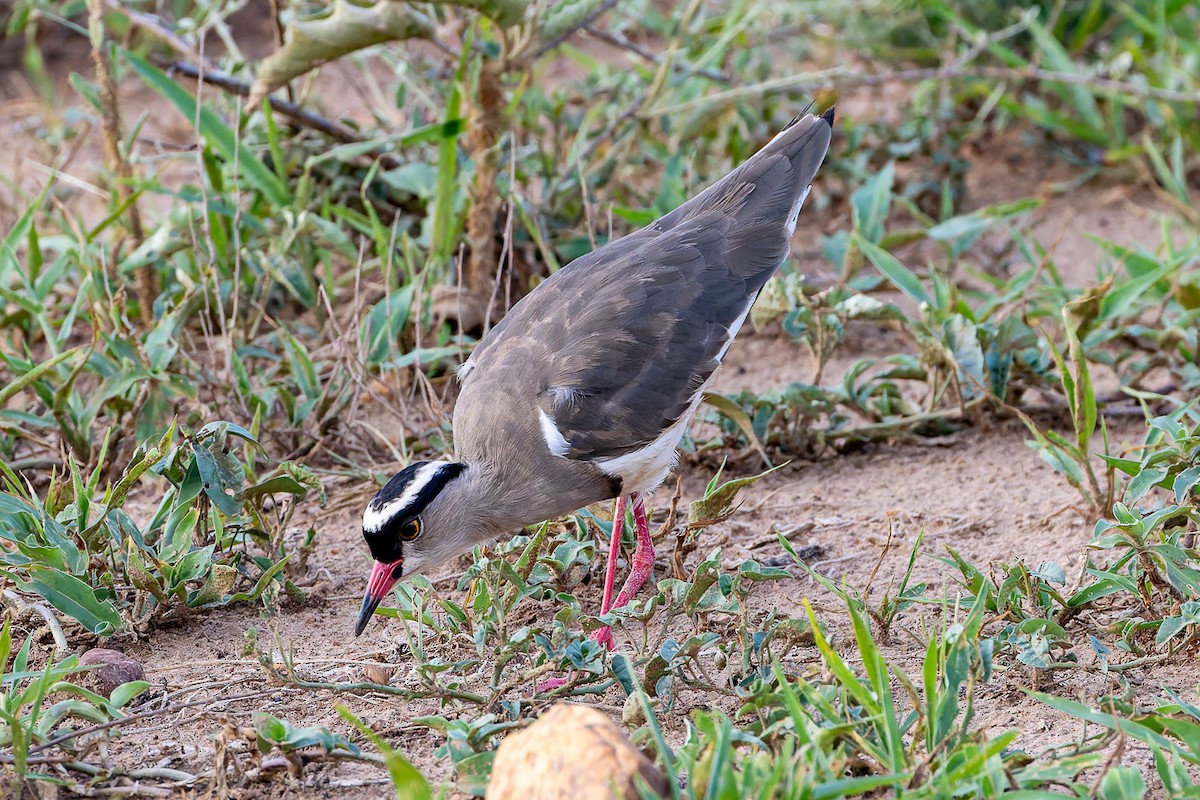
[399,517,422,541]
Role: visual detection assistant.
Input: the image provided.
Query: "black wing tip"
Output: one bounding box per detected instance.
[782,102,836,132]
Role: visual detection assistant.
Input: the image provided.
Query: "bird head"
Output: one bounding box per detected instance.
[355,460,469,636]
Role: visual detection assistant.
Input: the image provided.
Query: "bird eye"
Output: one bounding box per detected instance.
[399,517,422,541]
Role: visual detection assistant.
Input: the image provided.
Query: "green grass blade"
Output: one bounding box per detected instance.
[636,690,681,798]
[770,657,815,750]
[802,600,881,717]
[336,703,432,800]
[1,191,47,283]
[0,347,82,407]
[1025,17,1105,133]
[429,35,469,267]
[123,50,291,207]
[858,236,931,306]
[846,600,905,774]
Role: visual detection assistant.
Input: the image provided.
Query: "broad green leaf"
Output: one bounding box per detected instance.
[945,314,986,397]
[1031,692,1176,752]
[170,546,216,590]
[700,391,771,466]
[1174,466,1200,504]
[1067,574,1134,607]
[193,443,246,516]
[1098,455,1143,478]
[609,652,637,696]
[381,163,440,199]
[240,474,310,501]
[361,286,414,364]
[1100,259,1183,322]
[160,503,199,565]
[226,557,290,603]
[858,237,931,306]
[688,462,783,526]
[851,161,894,244]
[125,538,166,602]
[11,568,122,635]
[736,560,792,581]
[1126,466,1169,504]
[189,564,238,607]
[109,680,151,708]
[1097,766,1146,800]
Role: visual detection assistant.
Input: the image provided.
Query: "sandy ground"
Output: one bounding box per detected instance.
[2,13,1195,799]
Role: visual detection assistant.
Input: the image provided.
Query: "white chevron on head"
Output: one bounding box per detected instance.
[362,461,455,533]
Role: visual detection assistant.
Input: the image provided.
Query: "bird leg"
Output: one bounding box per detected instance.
[548,494,651,680]
[611,494,653,610]
[592,493,652,650]
[597,494,627,616]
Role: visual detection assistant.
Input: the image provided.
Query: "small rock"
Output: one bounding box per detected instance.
[77,649,145,696]
[488,703,667,800]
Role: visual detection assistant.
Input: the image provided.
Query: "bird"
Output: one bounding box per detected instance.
[355,108,834,644]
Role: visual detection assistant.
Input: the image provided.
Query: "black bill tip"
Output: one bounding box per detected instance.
[355,591,383,637]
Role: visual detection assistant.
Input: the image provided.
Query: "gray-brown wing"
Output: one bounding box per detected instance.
[462,112,832,462]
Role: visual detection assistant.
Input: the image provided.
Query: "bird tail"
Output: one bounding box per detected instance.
[657,107,834,232]
[733,106,834,228]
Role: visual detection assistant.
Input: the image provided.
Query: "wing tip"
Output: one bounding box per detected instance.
[782,102,835,132]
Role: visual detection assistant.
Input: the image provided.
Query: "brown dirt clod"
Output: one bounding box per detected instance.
[488,702,668,800]
[76,648,146,696]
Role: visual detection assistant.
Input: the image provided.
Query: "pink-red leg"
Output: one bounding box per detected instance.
[547,492,658,678]
[611,495,653,610]
[591,493,653,650]
[598,494,627,616]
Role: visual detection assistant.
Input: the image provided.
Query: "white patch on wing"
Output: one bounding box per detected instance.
[595,402,694,496]
[717,297,755,363]
[362,461,453,533]
[598,297,757,496]
[538,409,570,458]
[786,184,812,235]
[456,360,475,382]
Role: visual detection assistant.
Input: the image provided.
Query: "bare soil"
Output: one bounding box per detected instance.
[1,20,1193,800]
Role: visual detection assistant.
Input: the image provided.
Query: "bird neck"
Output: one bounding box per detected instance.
[453,456,600,543]
[450,461,537,544]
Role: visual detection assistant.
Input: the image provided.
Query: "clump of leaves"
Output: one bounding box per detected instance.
[1037,686,1200,798]
[630,594,1104,799]
[0,421,320,636]
[0,618,149,792]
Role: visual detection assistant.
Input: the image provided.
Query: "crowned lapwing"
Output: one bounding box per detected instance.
[356,108,835,645]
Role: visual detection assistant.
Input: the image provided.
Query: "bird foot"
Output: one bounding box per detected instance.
[610,494,654,611]
[536,673,574,693]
